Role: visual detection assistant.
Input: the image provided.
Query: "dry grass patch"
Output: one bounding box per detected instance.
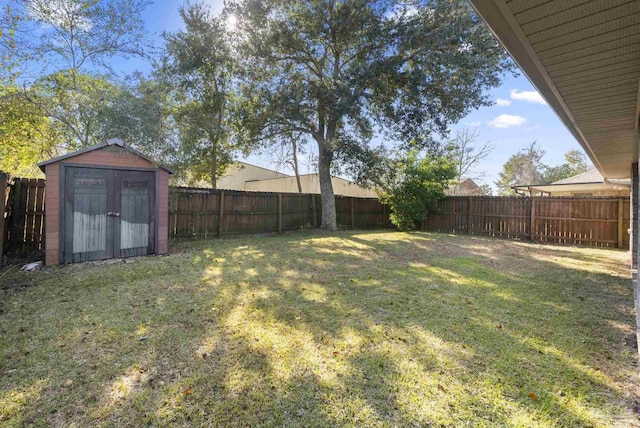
[0,231,638,427]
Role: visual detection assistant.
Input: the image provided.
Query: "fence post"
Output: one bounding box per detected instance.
[11,179,25,251]
[382,204,386,227]
[351,198,355,229]
[530,197,536,242]
[311,194,317,228]
[467,197,472,234]
[218,190,225,238]
[278,193,283,234]
[0,172,6,263]
[618,197,625,248]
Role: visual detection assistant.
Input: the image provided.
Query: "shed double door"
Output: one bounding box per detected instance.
[64,167,156,263]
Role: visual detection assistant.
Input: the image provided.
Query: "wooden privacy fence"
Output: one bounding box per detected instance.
[0,177,632,255]
[2,177,46,256]
[168,187,391,238]
[424,196,631,249]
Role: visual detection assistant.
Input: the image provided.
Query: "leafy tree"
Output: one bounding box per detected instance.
[28,71,118,150]
[160,1,241,188]
[543,150,589,184]
[377,150,456,231]
[233,0,514,229]
[495,142,546,195]
[0,4,21,83]
[0,85,58,176]
[0,6,59,176]
[93,73,178,165]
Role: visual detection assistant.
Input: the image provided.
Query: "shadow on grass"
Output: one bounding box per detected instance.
[0,230,637,426]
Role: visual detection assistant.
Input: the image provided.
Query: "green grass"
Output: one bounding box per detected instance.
[1,231,638,427]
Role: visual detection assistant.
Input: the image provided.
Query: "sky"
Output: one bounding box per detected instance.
[9,0,588,191]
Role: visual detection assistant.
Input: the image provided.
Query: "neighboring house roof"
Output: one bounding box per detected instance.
[37,138,174,173]
[469,1,640,180]
[445,178,485,196]
[219,162,376,197]
[512,169,630,195]
[232,161,290,178]
[551,169,604,185]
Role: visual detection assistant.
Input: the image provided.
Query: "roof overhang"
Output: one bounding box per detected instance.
[469,0,640,179]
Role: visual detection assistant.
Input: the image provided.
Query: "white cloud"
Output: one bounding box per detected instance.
[510,89,547,105]
[495,98,511,106]
[487,114,527,128]
[465,120,482,127]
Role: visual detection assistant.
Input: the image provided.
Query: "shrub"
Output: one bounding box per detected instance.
[377,151,456,231]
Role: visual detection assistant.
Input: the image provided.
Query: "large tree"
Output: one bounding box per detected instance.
[160,1,240,188]
[0,6,60,176]
[30,71,117,150]
[233,0,514,229]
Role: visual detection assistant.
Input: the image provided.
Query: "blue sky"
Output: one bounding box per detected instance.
[10,0,587,190]
[450,73,587,189]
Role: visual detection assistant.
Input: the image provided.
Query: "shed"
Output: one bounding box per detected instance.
[38,139,173,265]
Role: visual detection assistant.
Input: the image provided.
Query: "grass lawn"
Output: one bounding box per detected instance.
[1,231,639,427]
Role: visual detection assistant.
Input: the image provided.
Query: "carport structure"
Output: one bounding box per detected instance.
[469,0,640,344]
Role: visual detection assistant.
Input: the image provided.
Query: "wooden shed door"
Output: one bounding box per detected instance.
[64,167,155,263]
[114,170,156,258]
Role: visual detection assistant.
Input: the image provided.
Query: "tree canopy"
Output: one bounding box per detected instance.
[0,0,154,176]
[232,0,514,229]
[160,1,243,188]
[543,150,589,184]
[4,0,150,75]
[0,0,516,194]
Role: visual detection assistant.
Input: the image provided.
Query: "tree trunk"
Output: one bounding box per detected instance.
[291,139,303,193]
[317,142,337,230]
[211,140,218,189]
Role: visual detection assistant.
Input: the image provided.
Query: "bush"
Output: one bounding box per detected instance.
[377,151,456,231]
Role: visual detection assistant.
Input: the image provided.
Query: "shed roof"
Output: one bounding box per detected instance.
[37,139,174,173]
